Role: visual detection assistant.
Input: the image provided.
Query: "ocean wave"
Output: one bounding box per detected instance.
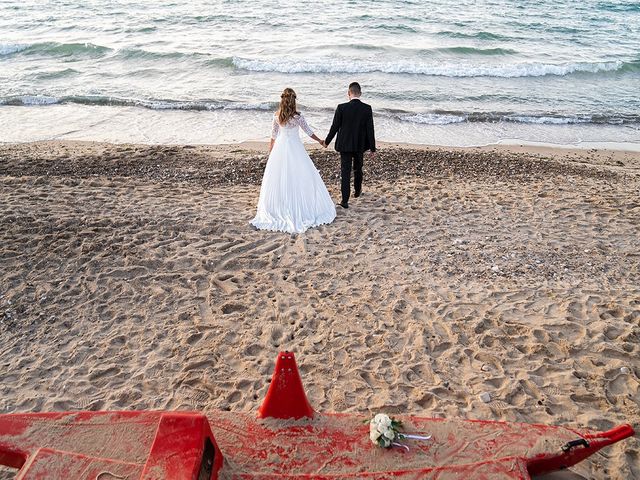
[0,94,276,111]
[22,42,112,57]
[1,41,112,58]
[400,113,468,125]
[290,44,518,58]
[4,41,636,80]
[394,110,640,126]
[3,95,637,127]
[370,24,418,33]
[504,115,592,125]
[619,59,640,73]
[0,40,226,64]
[597,1,640,12]
[436,46,518,56]
[32,68,80,80]
[0,43,29,56]
[435,30,514,41]
[0,41,194,61]
[232,56,634,77]
[117,48,210,61]
[1,95,60,105]
[123,26,158,33]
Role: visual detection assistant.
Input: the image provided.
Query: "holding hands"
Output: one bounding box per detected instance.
[310,133,327,148]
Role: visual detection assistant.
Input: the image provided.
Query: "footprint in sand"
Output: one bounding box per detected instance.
[186,330,203,345]
[489,399,511,416]
[189,389,210,409]
[599,307,624,320]
[603,324,623,340]
[73,397,93,410]
[412,391,435,410]
[484,377,507,390]
[244,343,262,356]
[605,373,639,406]
[221,303,247,314]
[541,385,563,398]
[329,389,348,411]
[227,391,242,404]
[266,325,283,347]
[88,366,121,383]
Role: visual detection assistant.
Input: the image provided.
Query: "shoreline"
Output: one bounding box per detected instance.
[3,137,640,155]
[3,138,640,169]
[2,103,639,150]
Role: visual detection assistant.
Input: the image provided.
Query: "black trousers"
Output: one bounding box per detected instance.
[340,151,364,204]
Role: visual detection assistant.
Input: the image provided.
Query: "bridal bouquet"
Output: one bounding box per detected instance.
[369,413,431,450]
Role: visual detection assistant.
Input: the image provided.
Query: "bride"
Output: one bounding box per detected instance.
[251,88,336,233]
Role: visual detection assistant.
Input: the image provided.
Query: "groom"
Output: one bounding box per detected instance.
[323,82,376,209]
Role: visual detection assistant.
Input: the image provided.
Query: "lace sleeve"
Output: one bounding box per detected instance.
[297,113,314,137]
[271,115,279,139]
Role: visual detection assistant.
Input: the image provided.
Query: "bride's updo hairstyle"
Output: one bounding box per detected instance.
[277,88,299,125]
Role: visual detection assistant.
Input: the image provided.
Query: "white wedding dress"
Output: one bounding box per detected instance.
[251,113,336,233]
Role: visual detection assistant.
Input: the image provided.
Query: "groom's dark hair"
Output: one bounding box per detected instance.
[348,82,361,96]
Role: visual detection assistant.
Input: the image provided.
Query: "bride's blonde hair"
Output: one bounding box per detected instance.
[277,88,299,125]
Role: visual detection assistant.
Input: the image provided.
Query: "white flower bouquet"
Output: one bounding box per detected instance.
[369,413,431,450]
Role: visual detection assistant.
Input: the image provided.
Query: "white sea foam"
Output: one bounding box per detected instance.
[0,43,29,56]
[504,115,591,125]
[232,57,625,78]
[397,112,603,125]
[0,94,276,111]
[141,99,273,111]
[1,95,60,105]
[401,113,468,125]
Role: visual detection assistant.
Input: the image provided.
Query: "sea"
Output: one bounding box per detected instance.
[1,0,639,149]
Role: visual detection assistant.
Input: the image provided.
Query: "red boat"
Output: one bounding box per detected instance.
[0,352,634,479]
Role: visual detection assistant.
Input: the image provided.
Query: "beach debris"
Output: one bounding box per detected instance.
[480,392,492,403]
[620,367,631,375]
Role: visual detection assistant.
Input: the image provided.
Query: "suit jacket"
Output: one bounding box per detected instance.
[325,99,376,153]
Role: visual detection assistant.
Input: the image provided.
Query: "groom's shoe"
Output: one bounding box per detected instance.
[354,190,362,198]
[337,202,349,209]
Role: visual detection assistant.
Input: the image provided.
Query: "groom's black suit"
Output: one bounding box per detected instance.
[325,98,376,205]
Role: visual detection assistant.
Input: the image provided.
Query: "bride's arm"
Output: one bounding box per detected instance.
[269,115,279,153]
[299,114,324,146]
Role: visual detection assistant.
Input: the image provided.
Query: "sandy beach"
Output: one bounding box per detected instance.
[0,141,639,479]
